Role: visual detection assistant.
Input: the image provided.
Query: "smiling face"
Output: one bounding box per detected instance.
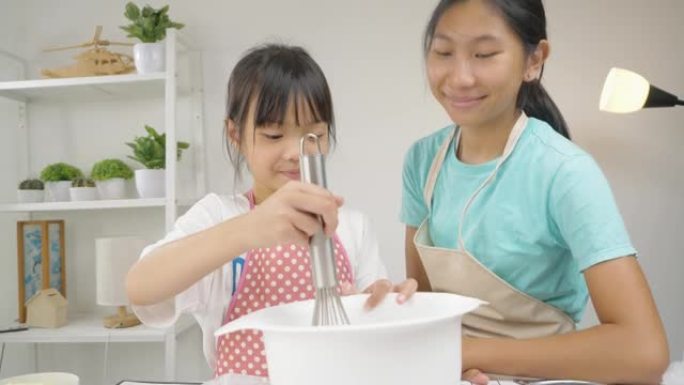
[228,97,330,203]
[426,0,539,131]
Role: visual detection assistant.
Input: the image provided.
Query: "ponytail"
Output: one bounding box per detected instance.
[518,79,570,140]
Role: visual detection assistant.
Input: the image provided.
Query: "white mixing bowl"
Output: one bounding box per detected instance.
[0,372,78,385]
[215,292,483,385]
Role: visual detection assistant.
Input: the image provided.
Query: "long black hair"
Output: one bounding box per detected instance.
[224,44,336,176]
[423,0,570,139]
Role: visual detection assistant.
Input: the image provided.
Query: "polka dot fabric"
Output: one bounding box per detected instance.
[214,192,354,380]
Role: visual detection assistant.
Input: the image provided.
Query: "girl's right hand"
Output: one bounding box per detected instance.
[244,181,344,249]
[462,369,490,385]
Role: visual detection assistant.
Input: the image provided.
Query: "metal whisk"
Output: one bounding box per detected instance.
[299,133,350,326]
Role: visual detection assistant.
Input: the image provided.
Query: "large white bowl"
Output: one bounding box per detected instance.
[0,372,79,385]
[215,292,483,385]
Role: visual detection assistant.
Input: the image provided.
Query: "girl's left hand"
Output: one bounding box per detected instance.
[340,278,418,310]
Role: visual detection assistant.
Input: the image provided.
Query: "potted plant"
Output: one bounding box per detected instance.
[91,159,134,200]
[40,163,83,201]
[69,177,98,201]
[126,125,189,198]
[120,2,184,74]
[17,179,44,203]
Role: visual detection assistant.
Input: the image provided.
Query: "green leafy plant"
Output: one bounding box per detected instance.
[120,3,184,43]
[91,159,134,181]
[126,125,190,169]
[71,177,96,188]
[18,179,44,190]
[39,163,83,182]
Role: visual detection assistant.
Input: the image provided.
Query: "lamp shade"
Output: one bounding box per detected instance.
[600,67,682,113]
[96,236,147,306]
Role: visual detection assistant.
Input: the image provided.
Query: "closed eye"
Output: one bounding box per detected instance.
[261,133,282,140]
[475,52,500,59]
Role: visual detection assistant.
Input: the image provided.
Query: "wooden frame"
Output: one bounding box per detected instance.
[17,220,66,323]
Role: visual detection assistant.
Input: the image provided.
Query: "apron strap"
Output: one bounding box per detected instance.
[422,127,458,212]
[422,113,529,249]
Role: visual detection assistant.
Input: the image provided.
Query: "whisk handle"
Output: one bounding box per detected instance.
[300,151,339,289]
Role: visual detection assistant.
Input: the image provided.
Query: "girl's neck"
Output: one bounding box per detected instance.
[457,109,522,165]
[251,185,274,206]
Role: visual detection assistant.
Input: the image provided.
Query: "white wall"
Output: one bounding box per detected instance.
[0,0,682,383]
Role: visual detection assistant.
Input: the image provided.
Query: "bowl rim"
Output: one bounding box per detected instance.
[216,292,484,336]
[0,372,79,385]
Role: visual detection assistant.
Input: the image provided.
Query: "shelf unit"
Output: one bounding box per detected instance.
[0,29,205,381]
[0,72,167,103]
[0,198,166,213]
[0,314,195,381]
[0,313,194,344]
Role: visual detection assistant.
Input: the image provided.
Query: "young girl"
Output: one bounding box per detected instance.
[402,0,669,383]
[126,44,416,379]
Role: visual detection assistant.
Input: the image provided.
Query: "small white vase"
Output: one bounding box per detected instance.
[17,189,44,203]
[96,178,127,200]
[45,181,72,202]
[133,42,165,74]
[135,169,165,198]
[69,187,99,201]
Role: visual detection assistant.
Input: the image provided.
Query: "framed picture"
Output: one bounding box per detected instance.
[16,220,66,323]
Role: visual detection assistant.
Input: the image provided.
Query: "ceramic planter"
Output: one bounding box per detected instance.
[69,187,98,201]
[133,42,165,74]
[96,178,127,200]
[44,181,72,202]
[17,189,44,203]
[135,169,165,198]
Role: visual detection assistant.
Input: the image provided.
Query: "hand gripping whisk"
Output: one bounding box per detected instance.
[299,133,350,326]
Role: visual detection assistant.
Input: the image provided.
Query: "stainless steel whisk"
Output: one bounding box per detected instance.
[299,133,350,326]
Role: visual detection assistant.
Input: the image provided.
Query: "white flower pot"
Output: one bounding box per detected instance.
[69,187,98,201]
[17,189,44,203]
[133,42,165,74]
[135,169,165,198]
[45,181,72,202]
[96,178,127,200]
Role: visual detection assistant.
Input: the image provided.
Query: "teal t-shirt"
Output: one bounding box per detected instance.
[400,118,637,322]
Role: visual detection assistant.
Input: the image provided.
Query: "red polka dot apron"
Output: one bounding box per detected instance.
[214,191,354,379]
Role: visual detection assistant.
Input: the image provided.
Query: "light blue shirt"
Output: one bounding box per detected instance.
[400,118,637,322]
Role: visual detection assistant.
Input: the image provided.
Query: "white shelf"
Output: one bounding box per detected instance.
[0,198,167,213]
[0,313,195,344]
[0,72,166,103]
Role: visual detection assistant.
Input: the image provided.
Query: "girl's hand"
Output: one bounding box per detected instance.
[462,369,490,385]
[244,181,343,249]
[340,278,418,309]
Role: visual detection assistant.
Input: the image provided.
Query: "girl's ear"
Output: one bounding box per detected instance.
[524,40,550,81]
[226,119,240,149]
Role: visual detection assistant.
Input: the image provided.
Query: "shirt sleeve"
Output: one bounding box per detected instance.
[131,194,230,328]
[549,155,637,271]
[353,211,389,291]
[400,142,429,228]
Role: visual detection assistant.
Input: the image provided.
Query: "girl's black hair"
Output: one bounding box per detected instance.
[224,44,336,176]
[423,0,570,139]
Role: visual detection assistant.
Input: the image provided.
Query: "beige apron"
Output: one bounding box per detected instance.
[414,113,575,339]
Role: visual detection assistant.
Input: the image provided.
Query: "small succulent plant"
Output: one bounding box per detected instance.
[39,163,83,182]
[71,177,96,188]
[91,159,134,181]
[18,179,44,190]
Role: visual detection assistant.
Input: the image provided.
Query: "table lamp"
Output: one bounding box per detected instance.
[599,67,683,113]
[96,236,147,328]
